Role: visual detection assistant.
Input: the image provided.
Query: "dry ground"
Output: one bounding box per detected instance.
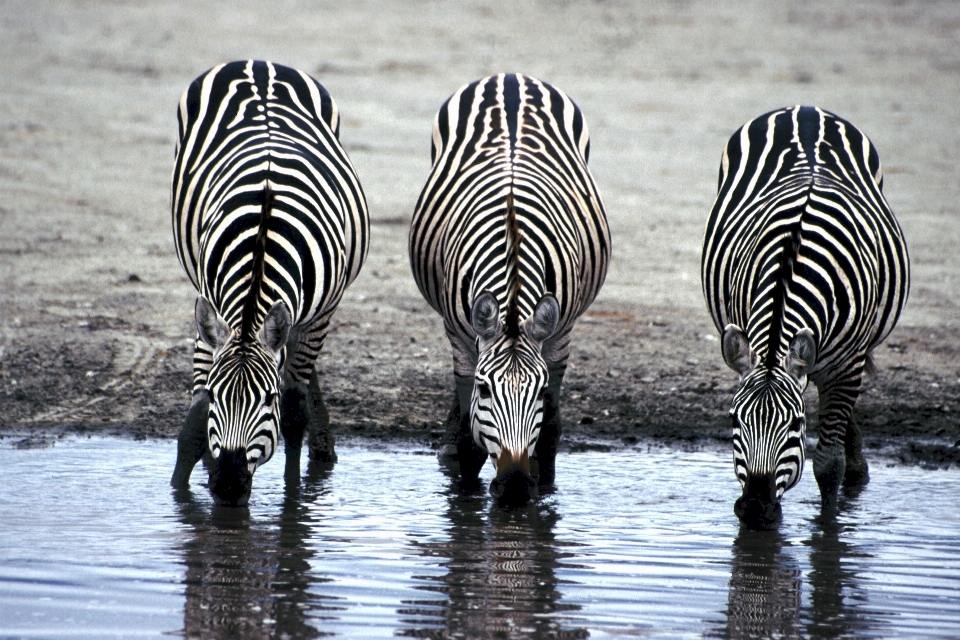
[1,1,958,468]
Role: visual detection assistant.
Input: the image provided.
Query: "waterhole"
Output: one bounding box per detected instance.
[0,438,957,638]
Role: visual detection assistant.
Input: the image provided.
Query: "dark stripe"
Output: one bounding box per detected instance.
[503,74,520,152]
[796,105,820,169]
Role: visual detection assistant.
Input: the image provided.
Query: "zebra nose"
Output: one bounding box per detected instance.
[489,468,538,506]
[734,473,781,530]
[210,448,253,506]
[490,451,537,506]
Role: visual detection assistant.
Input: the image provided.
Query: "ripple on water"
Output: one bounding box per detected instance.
[0,438,957,639]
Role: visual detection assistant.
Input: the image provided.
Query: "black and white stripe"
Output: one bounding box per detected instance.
[170,61,368,500]
[702,106,909,521]
[410,74,610,500]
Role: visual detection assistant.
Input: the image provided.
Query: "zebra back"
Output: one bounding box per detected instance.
[172,60,368,337]
[701,106,910,513]
[702,106,909,378]
[170,61,368,472]
[410,74,610,376]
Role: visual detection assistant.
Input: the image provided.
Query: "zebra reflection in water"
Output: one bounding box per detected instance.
[806,508,875,637]
[174,470,336,640]
[401,486,587,639]
[715,529,802,639]
[714,492,874,639]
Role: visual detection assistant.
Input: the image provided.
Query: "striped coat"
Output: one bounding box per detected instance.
[410,74,609,500]
[702,106,909,521]
[411,74,609,380]
[170,60,367,501]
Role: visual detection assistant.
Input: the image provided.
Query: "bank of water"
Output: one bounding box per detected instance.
[0,438,957,639]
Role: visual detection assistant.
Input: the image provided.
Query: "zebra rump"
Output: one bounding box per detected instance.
[702,105,909,527]
[170,60,368,504]
[410,74,610,504]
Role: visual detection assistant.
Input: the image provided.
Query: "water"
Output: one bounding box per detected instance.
[0,438,957,639]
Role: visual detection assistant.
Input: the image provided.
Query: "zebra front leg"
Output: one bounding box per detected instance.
[171,391,210,489]
[280,383,309,481]
[843,416,869,487]
[813,370,864,512]
[534,368,565,488]
[454,375,487,485]
[306,368,336,464]
[438,392,464,467]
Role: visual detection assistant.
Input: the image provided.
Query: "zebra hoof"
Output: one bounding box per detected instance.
[309,448,338,464]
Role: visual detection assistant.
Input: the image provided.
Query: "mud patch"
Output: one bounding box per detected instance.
[2,308,957,468]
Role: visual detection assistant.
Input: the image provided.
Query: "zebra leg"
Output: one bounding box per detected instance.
[843,416,869,487]
[280,383,309,480]
[813,370,864,511]
[454,375,487,484]
[534,367,565,487]
[813,441,845,513]
[306,368,337,463]
[171,390,210,488]
[437,392,463,465]
[286,322,336,464]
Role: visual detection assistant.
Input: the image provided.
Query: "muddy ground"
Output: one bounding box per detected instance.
[1,1,958,468]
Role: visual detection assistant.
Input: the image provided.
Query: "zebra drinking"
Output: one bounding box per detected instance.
[410,74,610,506]
[169,61,369,505]
[702,106,909,528]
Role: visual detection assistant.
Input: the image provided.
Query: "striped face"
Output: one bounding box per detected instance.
[730,367,807,501]
[471,332,550,468]
[205,339,283,474]
[194,297,292,495]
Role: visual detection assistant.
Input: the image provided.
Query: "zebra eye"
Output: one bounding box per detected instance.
[264,392,278,406]
[477,383,491,400]
[536,388,546,402]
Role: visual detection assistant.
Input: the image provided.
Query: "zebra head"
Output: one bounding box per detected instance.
[722,324,817,529]
[470,291,560,506]
[195,296,291,506]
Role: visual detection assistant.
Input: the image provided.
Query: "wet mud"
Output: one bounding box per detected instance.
[3,299,958,469]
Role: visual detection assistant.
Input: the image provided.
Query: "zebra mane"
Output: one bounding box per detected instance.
[504,192,523,339]
[240,184,275,342]
[765,218,803,371]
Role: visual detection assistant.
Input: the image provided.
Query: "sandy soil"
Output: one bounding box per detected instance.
[1,1,958,467]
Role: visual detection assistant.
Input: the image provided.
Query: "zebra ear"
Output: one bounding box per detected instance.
[785,328,817,383]
[525,295,560,345]
[259,301,292,356]
[196,297,231,351]
[471,291,502,343]
[721,324,755,377]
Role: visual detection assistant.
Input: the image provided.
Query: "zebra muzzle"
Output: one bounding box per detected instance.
[734,473,782,530]
[209,448,253,506]
[490,451,537,506]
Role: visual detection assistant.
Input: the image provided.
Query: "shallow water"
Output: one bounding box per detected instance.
[0,438,957,639]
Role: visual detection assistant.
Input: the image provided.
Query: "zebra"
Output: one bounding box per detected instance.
[168,60,368,505]
[410,74,610,505]
[702,106,909,528]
